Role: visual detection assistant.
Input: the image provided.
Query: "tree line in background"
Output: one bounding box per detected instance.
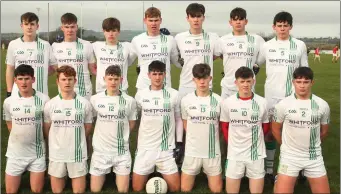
[1,28,340,50]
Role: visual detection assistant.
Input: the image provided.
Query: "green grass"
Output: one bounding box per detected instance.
[1,51,340,193]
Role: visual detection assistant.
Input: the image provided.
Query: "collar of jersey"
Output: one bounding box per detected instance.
[146,31,161,37]
[236,92,254,100]
[105,89,122,96]
[149,85,165,91]
[294,93,312,100]
[18,89,36,98]
[189,29,204,35]
[232,31,248,36]
[275,35,292,41]
[194,89,212,97]
[20,35,38,42]
[63,37,79,43]
[58,93,77,99]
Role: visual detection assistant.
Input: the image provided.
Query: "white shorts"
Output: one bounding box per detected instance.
[221,87,238,100]
[182,156,222,176]
[314,54,320,58]
[6,157,46,176]
[48,160,88,178]
[225,159,265,179]
[133,149,178,175]
[265,97,283,121]
[277,156,326,178]
[333,53,337,57]
[90,152,131,176]
[178,87,196,101]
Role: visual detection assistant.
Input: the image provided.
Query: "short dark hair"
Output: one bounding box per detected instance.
[57,65,76,79]
[148,60,166,72]
[192,63,211,78]
[14,64,34,77]
[230,7,247,20]
[235,66,254,79]
[186,3,205,17]
[21,12,39,23]
[102,17,120,32]
[293,67,314,80]
[105,65,121,77]
[273,11,293,26]
[61,13,78,24]
[145,7,161,18]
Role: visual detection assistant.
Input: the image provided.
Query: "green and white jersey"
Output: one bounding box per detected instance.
[90,91,137,156]
[92,41,137,93]
[3,90,49,159]
[215,32,265,91]
[6,37,57,96]
[274,94,330,160]
[181,91,221,158]
[258,36,309,100]
[131,33,180,89]
[135,87,180,151]
[52,38,96,98]
[44,94,93,162]
[220,93,268,161]
[175,30,219,88]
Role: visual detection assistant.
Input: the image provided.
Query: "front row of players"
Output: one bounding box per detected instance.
[4,62,330,194]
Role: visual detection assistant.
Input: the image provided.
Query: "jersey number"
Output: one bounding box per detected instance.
[109,106,114,111]
[68,51,71,56]
[242,111,247,116]
[153,45,156,50]
[302,111,306,117]
[155,100,158,105]
[196,42,200,46]
[66,110,71,116]
[25,108,30,114]
[239,44,243,49]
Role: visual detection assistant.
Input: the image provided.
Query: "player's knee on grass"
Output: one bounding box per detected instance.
[162,172,180,192]
[208,174,222,193]
[90,175,106,193]
[72,176,86,194]
[132,173,148,192]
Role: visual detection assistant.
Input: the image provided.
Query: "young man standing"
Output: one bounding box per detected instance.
[52,13,96,100]
[89,65,137,193]
[3,65,50,194]
[257,11,309,182]
[92,17,137,94]
[43,65,93,193]
[133,60,182,192]
[180,63,222,193]
[272,67,330,194]
[220,66,269,194]
[314,47,321,63]
[6,12,57,97]
[215,7,265,99]
[332,45,339,63]
[131,7,182,91]
[175,3,220,100]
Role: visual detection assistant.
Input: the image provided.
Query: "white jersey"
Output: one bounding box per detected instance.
[52,38,96,98]
[220,93,268,161]
[3,90,49,159]
[181,91,221,158]
[175,30,219,88]
[131,33,180,89]
[258,36,309,100]
[6,37,57,95]
[92,41,137,93]
[135,87,180,151]
[215,32,265,90]
[274,94,330,160]
[90,91,137,156]
[44,94,93,162]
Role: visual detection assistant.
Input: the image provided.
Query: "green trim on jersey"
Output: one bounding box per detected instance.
[160,35,168,86]
[116,42,124,89]
[34,94,44,158]
[76,39,86,97]
[246,34,255,69]
[309,98,319,160]
[285,65,295,97]
[58,93,77,99]
[251,99,260,161]
[161,89,171,151]
[117,95,127,155]
[74,97,83,162]
[203,30,211,64]
[208,94,218,158]
[18,89,36,98]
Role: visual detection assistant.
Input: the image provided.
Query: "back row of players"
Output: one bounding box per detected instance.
[4,3,330,194]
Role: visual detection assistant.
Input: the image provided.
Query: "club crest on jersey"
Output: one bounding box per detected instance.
[189,106,197,110]
[231,109,238,112]
[142,99,150,103]
[57,50,63,53]
[185,40,192,44]
[98,104,105,108]
[269,49,276,52]
[141,44,148,48]
[16,50,24,55]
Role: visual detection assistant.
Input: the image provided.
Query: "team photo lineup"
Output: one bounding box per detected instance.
[2,2,339,194]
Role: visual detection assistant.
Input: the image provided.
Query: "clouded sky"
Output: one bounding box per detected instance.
[1,1,340,38]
